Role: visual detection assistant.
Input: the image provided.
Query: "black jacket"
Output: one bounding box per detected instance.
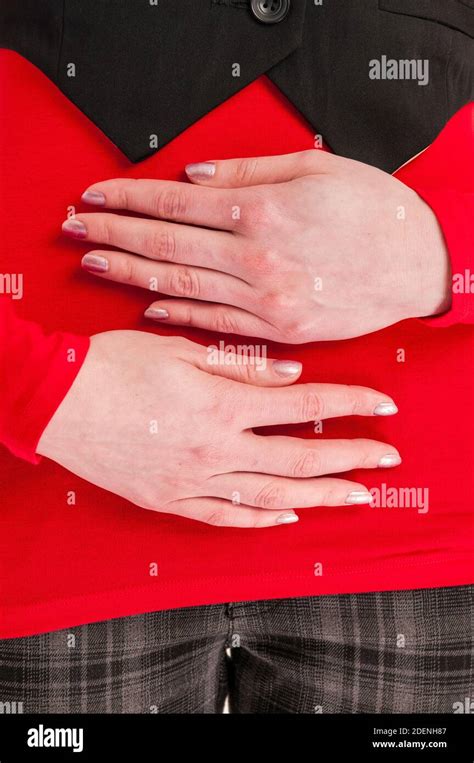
[1,0,473,171]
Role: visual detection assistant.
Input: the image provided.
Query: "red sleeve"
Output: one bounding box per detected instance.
[0,298,90,464]
[393,102,474,327]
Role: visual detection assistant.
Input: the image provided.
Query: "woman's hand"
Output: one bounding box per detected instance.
[65,150,451,343]
[37,331,400,527]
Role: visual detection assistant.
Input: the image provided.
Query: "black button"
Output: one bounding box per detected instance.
[250,0,290,24]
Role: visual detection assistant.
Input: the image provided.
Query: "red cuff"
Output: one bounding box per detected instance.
[393,102,474,328]
[0,299,90,464]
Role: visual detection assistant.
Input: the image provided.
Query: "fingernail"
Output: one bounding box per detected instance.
[272,360,302,378]
[81,254,109,273]
[185,162,216,179]
[81,190,106,206]
[276,512,299,525]
[144,307,170,321]
[345,491,373,505]
[374,402,398,416]
[62,219,87,239]
[378,453,402,468]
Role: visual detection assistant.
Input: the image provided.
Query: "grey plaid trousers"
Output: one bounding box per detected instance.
[0,585,472,714]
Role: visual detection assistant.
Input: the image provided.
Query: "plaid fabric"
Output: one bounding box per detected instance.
[0,585,472,714]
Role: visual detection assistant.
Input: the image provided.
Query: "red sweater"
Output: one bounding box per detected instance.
[0,51,473,638]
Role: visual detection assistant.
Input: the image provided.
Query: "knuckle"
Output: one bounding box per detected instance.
[345,386,365,416]
[119,256,136,284]
[179,306,194,326]
[214,308,238,335]
[190,444,223,469]
[153,188,187,220]
[283,319,312,344]
[298,390,325,422]
[247,515,265,529]
[235,362,256,383]
[249,247,279,275]
[114,180,136,209]
[254,481,286,509]
[134,484,167,511]
[290,448,321,478]
[239,248,272,277]
[263,289,295,314]
[321,485,342,506]
[235,157,259,186]
[150,229,178,262]
[169,266,200,298]
[135,495,157,511]
[297,149,320,174]
[243,194,276,231]
[163,305,193,326]
[358,451,374,469]
[112,178,140,209]
[203,508,227,527]
[353,438,376,468]
[95,217,112,245]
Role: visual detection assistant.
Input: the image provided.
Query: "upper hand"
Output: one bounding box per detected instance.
[64,150,451,342]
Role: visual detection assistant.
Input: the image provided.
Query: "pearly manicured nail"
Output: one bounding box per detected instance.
[345,491,373,505]
[185,162,216,179]
[62,219,87,239]
[378,453,402,468]
[373,402,398,416]
[81,254,109,273]
[273,360,302,378]
[144,307,170,321]
[81,190,106,206]
[276,512,299,525]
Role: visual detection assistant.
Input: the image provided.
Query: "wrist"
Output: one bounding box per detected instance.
[408,193,452,319]
[36,333,102,462]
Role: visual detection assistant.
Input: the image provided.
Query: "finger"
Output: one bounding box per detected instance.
[190,346,303,386]
[62,213,247,279]
[241,436,402,478]
[81,178,244,231]
[184,149,334,187]
[206,473,374,509]
[144,298,281,341]
[80,250,251,307]
[161,497,299,528]
[239,383,398,428]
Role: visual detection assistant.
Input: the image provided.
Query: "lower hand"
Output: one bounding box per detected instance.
[37,331,401,527]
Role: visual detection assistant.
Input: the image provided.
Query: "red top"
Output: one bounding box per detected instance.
[0,51,473,638]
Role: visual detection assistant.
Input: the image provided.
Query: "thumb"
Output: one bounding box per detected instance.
[185,149,331,188]
[193,349,303,387]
